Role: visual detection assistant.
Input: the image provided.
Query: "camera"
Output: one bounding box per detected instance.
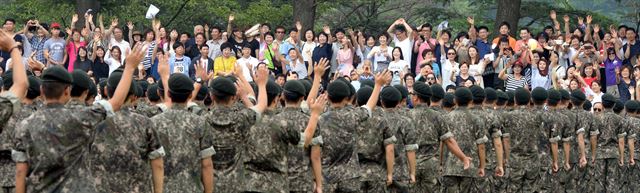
[27,21,37,32]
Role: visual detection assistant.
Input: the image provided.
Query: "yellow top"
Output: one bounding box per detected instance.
[213,56,236,78]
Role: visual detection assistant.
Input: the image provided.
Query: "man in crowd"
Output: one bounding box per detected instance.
[44,22,67,67]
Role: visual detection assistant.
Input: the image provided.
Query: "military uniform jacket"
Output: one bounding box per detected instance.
[12,101,114,193]
[152,104,216,193]
[1,103,37,187]
[0,91,20,127]
[90,107,165,193]
[357,107,396,182]
[502,107,558,169]
[205,104,259,193]
[409,104,453,171]
[595,110,628,159]
[538,108,564,167]
[441,106,488,177]
[385,108,418,181]
[563,108,597,164]
[65,98,86,109]
[283,107,319,192]
[627,115,640,160]
[471,107,503,169]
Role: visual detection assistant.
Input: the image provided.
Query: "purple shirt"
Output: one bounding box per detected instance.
[604,58,622,86]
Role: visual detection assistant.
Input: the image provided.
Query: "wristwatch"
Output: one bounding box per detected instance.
[195,77,203,84]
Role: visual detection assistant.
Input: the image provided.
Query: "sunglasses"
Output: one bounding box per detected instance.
[594,108,603,112]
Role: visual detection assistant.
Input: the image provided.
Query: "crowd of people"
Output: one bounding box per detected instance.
[0,8,639,193]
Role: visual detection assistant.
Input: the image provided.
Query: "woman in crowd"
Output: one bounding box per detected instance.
[531,58,551,89]
[163,29,179,54]
[617,66,635,102]
[337,36,354,76]
[388,47,409,86]
[603,47,623,96]
[581,62,600,90]
[467,46,489,87]
[435,30,452,67]
[287,48,307,79]
[453,62,475,87]
[635,66,640,100]
[90,46,109,83]
[311,27,333,85]
[403,73,415,93]
[359,60,374,80]
[367,33,392,72]
[453,32,470,63]
[259,32,282,74]
[499,60,529,91]
[301,29,317,71]
[74,46,92,73]
[66,29,86,71]
[587,81,605,105]
[104,46,123,75]
[417,49,440,77]
[441,47,459,89]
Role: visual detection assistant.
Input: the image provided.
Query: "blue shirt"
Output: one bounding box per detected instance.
[279,41,298,61]
[474,39,492,58]
[169,54,191,76]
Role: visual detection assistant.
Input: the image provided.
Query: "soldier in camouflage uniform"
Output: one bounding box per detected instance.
[188,83,210,115]
[12,44,143,193]
[206,65,270,193]
[502,88,557,192]
[624,100,640,193]
[408,82,472,193]
[243,80,327,193]
[137,78,169,118]
[89,70,165,193]
[311,70,391,193]
[1,75,38,193]
[151,70,216,193]
[136,83,163,117]
[530,88,562,193]
[65,70,93,108]
[591,94,629,193]
[0,30,28,130]
[354,86,396,193]
[440,87,489,193]
[469,86,505,193]
[381,86,418,193]
[429,84,446,114]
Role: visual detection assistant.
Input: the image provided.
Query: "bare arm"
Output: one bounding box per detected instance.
[311,146,323,192]
[150,158,164,193]
[619,137,626,165]
[590,135,597,163]
[552,142,560,171]
[201,158,214,193]
[478,144,486,175]
[467,17,477,43]
[385,144,395,185]
[407,150,417,181]
[252,66,269,113]
[1,33,29,99]
[109,44,146,111]
[444,138,471,169]
[629,138,635,165]
[503,137,511,166]
[493,137,504,176]
[15,163,28,193]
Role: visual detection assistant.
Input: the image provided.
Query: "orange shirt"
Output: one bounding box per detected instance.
[492,36,517,50]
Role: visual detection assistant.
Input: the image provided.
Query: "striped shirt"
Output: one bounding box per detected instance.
[142,42,156,70]
[505,74,529,91]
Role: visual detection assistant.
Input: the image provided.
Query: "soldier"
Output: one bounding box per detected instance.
[355,86,395,193]
[591,94,629,193]
[561,90,595,193]
[469,86,505,192]
[12,44,145,193]
[85,80,98,105]
[502,88,554,192]
[90,70,165,193]
[0,28,28,128]
[624,100,640,193]
[532,88,563,193]
[242,79,327,193]
[66,70,93,108]
[409,81,471,193]
[1,75,38,193]
[493,90,510,192]
[136,83,162,117]
[380,86,418,192]
[188,84,209,115]
[206,64,269,192]
[310,70,391,192]
[137,78,170,118]
[152,57,216,193]
[442,93,455,112]
[440,87,489,193]
[429,84,446,113]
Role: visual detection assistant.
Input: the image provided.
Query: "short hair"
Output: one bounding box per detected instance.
[173,42,184,50]
[70,85,88,97]
[520,27,530,33]
[42,82,70,99]
[421,23,432,30]
[276,74,286,79]
[618,25,628,30]
[195,33,206,39]
[394,25,406,33]
[499,21,511,30]
[4,18,15,25]
[210,26,222,32]
[627,28,637,34]
[478,26,489,32]
[334,28,346,35]
[180,32,191,38]
[275,26,286,32]
[200,44,209,50]
[289,28,298,33]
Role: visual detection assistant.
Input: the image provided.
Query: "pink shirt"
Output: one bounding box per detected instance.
[66,41,86,72]
[337,49,354,76]
[415,38,437,74]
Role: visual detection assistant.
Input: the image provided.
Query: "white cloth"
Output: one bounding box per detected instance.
[392,37,413,65]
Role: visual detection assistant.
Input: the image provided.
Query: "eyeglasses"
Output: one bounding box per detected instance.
[276,31,285,34]
[594,108,603,112]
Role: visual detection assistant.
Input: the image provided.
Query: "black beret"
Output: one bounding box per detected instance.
[469,85,484,103]
[602,93,617,108]
[613,99,625,113]
[547,89,561,105]
[531,87,548,102]
[42,65,73,84]
[284,80,306,97]
[625,100,640,113]
[107,71,135,94]
[225,75,238,83]
[168,73,194,94]
[266,79,282,96]
[356,86,373,106]
[413,81,432,100]
[430,84,445,102]
[484,87,497,102]
[327,80,351,100]
[360,79,375,88]
[71,70,92,90]
[393,85,409,100]
[443,93,455,108]
[133,81,143,97]
[582,101,592,111]
[380,86,402,104]
[559,89,571,101]
[506,90,515,105]
[570,90,586,102]
[514,88,531,105]
[196,86,209,101]
[87,80,97,97]
[496,90,509,104]
[137,80,149,97]
[1,70,12,89]
[336,78,354,97]
[300,79,312,96]
[210,77,237,97]
[26,76,41,99]
[454,87,473,105]
[147,84,161,101]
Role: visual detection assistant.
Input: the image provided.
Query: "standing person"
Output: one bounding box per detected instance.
[288,48,307,79]
[591,94,629,193]
[562,90,597,193]
[213,42,236,78]
[189,44,214,80]
[388,47,409,86]
[441,48,459,89]
[206,26,224,59]
[453,62,475,87]
[330,28,344,77]
[624,100,640,193]
[105,18,131,59]
[26,20,50,64]
[623,28,639,66]
[311,70,391,192]
[337,37,354,76]
[66,29,87,72]
[617,66,635,103]
[152,60,214,193]
[90,69,164,193]
[312,27,333,87]
[104,46,123,76]
[367,34,393,73]
[168,42,191,76]
[301,29,317,70]
[531,59,552,89]
[440,87,489,192]
[499,60,529,91]
[387,18,414,68]
[13,45,145,193]
[73,47,92,73]
[236,43,260,81]
[529,87,563,192]
[258,32,282,74]
[603,47,623,96]
[90,46,109,82]
[206,65,269,193]
[467,46,490,88]
[44,22,66,67]
[491,22,517,50]
[414,23,437,71]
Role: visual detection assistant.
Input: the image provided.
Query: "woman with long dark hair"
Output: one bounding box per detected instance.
[74,46,92,73]
[90,46,109,83]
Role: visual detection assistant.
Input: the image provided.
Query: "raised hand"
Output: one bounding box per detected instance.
[87,14,93,23]
[196,60,207,80]
[255,65,269,86]
[295,21,302,31]
[586,15,593,24]
[374,70,392,86]
[204,24,209,32]
[157,54,170,77]
[71,14,79,24]
[110,18,119,28]
[309,93,327,115]
[313,58,330,78]
[126,44,147,69]
[322,25,331,34]
[593,24,600,34]
[578,16,584,25]
[228,14,235,22]
[127,21,134,30]
[467,16,474,25]
[153,19,161,31]
[0,30,19,51]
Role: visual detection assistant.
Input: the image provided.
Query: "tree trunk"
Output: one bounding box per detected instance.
[494,0,521,37]
[293,0,316,31]
[75,0,101,29]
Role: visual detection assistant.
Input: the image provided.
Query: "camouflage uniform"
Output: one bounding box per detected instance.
[469,106,503,193]
[242,108,318,193]
[205,104,260,193]
[591,110,628,193]
[385,108,418,193]
[625,115,640,193]
[65,98,87,109]
[12,101,115,193]
[90,106,165,193]
[440,106,488,193]
[316,105,372,193]
[0,103,37,190]
[356,107,395,193]
[188,101,209,115]
[538,107,566,193]
[136,103,168,118]
[0,92,21,127]
[560,108,596,193]
[408,104,450,193]
[152,104,216,193]
[502,106,555,193]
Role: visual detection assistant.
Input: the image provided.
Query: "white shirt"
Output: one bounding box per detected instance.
[107,38,131,59]
[388,60,409,86]
[236,56,260,81]
[441,59,459,89]
[105,58,122,76]
[367,46,393,72]
[393,36,414,65]
[301,41,317,62]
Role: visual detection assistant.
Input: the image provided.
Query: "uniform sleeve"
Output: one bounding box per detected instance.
[248,106,261,123]
[382,119,397,146]
[403,119,419,151]
[561,117,574,142]
[198,118,216,159]
[437,116,454,141]
[617,117,629,139]
[311,115,327,147]
[590,115,600,136]
[488,115,503,139]
[280,120,302,147]
[144,117,166,160]
[11,120,30,163]
[356,106,373,121]
[0,92,20,126]
[627,119,637,141]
